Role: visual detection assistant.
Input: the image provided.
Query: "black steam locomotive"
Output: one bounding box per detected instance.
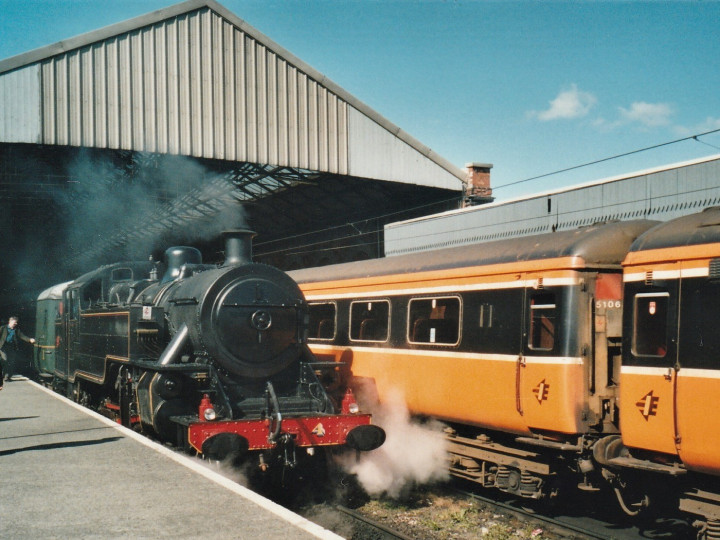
[37,230,384,478]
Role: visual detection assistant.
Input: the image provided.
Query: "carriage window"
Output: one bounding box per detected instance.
[528,293,556,351]
[350,300,390,342]
[308,302,337,340]
[633,293,668,357]
[408,297,460,345]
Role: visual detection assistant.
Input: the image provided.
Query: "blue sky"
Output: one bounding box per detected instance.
[1,0,719,201]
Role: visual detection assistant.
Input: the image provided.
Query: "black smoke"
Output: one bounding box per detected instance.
[60,150,247,270]
[0,146,246,317]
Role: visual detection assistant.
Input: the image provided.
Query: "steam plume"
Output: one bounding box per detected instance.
[338,390,449,498]
[59,151,247,271]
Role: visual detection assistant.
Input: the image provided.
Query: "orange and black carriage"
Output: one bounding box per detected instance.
[291,219,657,500]
[619,208,720,530]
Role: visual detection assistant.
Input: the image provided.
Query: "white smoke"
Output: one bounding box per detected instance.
[60,151,247,270]
[196,454,251,487]
[338,390,449,498]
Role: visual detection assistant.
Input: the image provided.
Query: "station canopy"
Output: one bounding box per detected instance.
[0,0,466,314]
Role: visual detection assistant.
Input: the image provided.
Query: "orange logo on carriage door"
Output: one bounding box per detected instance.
[636,391,659,420]
[533,379,550,403]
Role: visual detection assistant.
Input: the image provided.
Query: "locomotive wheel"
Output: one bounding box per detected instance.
[66,380,77,401]
[247,446,331,504]
[51,376,66,395]
[202,433,249,464]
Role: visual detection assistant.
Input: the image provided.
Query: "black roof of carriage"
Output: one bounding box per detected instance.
[629,207,720,252]
[291,219,659,284]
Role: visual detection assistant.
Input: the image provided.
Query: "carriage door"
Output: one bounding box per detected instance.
[519,280,559,418]
[621,268,680,456]
[675,261,720,470]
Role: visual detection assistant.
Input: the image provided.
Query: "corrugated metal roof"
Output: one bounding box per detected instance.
[0,0,465,190]
[385,154,720,255]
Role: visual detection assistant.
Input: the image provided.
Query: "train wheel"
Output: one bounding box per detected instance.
[70,380,91,407]
[51,376,66,395]
[248,446,333,505]
[66,380,76,400]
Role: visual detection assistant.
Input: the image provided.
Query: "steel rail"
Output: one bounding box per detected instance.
[449,485,615,540]
[335,505,417,540]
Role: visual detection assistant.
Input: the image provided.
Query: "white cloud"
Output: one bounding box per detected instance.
[618,101,673,127]
[531,84,597,121]
[674,116,720,136]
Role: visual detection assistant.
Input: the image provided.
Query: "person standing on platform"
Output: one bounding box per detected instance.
[0,316,35,387]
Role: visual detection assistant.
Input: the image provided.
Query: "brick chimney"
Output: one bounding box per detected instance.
[464,162,494,206]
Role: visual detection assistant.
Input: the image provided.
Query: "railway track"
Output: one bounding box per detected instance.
[297,480,696,539]
[297,487,599,539]
[448,486,618,539]
[448,481,695,540]
[335,505,416,540]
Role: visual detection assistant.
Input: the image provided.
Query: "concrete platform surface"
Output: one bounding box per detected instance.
[0,379,342,539]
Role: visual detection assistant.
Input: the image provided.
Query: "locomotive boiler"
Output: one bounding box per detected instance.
[38,230,384,480]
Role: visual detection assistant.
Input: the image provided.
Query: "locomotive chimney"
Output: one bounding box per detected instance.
[223,229,256,266]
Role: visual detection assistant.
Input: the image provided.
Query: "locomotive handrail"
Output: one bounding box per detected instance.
[168,297,199,305]
[220,302,302,308]
[129,361,211,372]
[306,361,347,367]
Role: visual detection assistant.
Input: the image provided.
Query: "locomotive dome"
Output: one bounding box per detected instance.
[162,247,203,283]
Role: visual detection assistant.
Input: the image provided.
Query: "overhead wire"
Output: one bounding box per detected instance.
[492,127,720,192]
[693,135,720,151]
[254,195,463,249]
[260,128,720,259]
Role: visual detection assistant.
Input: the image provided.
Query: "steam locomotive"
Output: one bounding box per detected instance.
[33,230,385,482]
[290,208,720,538]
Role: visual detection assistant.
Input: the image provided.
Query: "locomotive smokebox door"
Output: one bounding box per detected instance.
[208,268,304,378]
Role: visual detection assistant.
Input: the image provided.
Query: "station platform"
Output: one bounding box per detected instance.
[0,378,342,539]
